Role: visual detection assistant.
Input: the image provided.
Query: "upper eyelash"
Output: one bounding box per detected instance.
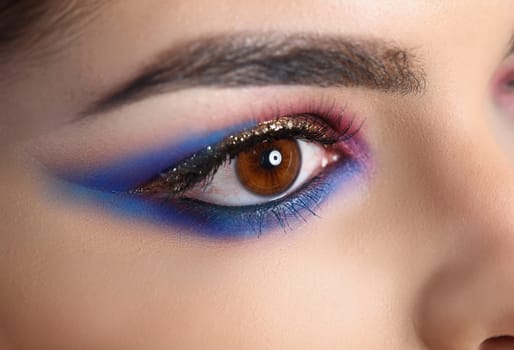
[47,95,362,196]
[130,113,357,197]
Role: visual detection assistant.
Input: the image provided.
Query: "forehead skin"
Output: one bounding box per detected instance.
[1,1,514,350]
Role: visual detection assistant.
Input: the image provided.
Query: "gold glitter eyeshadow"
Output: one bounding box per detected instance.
[132,114,341,197]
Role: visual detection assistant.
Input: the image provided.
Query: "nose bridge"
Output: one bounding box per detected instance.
[413,118,514,349]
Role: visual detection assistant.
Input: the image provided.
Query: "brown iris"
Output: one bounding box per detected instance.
[236,139,301,196]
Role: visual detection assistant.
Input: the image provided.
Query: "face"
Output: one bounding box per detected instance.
[1,1,514,349]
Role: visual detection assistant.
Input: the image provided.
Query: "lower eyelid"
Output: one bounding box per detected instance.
[161,153,366,238]
[183,136,369,238]
[47,132,369,239]
[156,137,367,237]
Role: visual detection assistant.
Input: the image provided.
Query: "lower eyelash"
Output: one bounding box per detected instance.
[51,150,363,239]
[173,177,331,237]
[127,154,364,238]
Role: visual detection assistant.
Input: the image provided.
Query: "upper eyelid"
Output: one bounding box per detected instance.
[51,122,253,193]
[41,92,365,192]
[131,114,349,197]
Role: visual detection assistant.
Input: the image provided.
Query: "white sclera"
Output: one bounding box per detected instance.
[185,139,337,206]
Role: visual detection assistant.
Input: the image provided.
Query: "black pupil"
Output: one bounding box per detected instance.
[260,149,281,169]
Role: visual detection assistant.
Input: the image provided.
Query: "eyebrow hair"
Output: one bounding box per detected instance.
[86,33,427,115]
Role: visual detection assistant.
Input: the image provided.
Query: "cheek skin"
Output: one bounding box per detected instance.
[3,0,514,349]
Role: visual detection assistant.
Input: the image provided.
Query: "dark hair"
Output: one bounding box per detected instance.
[0,0,101,64]
[0,0,46,47]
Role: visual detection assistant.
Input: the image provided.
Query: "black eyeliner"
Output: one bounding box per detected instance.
[131,114,348,197]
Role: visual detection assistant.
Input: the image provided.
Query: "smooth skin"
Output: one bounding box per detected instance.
[1,1,514,349]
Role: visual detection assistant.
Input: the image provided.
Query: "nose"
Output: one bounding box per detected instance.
[414,123,514,350]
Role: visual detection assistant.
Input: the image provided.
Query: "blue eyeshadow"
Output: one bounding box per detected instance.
[49,117,368,239]
[166,158,364,238]
[58,122,253,192]
[56,156,364,239]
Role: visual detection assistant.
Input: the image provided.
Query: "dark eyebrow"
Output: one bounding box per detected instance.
[85,33,426,115]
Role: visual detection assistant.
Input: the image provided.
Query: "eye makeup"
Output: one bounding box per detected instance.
[54,121,254,192]
[132,114,354,197]
[492,54,514,114]
[46,97,371,239]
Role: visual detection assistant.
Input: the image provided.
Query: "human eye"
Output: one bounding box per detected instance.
[40,97,370,239]
[126,113,365,237]
[493,52,514,114]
